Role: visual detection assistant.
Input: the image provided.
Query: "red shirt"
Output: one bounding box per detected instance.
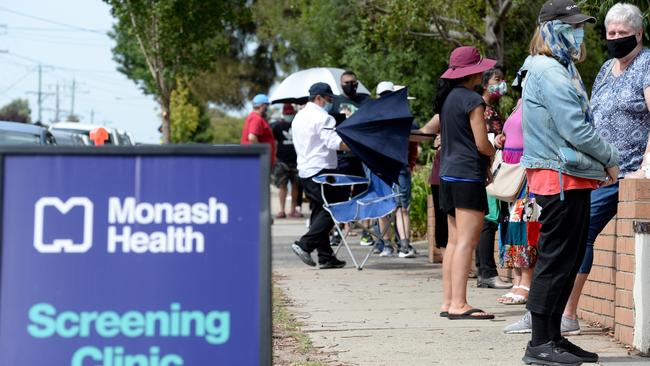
[241,112,276,165]
[526,169,599,195]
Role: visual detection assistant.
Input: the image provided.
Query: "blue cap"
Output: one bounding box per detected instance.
[252,94,270,106]
[308,82,335,98]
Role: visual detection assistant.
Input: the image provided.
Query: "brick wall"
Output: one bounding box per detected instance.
[577,179,650,346]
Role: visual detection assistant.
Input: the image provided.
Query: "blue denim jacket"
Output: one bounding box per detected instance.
[521,55,619,181]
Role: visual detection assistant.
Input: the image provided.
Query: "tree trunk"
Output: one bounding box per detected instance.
[160,93,171,144]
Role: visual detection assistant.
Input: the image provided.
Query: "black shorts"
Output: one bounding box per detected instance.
[439,180,488,216]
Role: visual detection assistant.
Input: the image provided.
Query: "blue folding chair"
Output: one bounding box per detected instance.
[312,170,401,270]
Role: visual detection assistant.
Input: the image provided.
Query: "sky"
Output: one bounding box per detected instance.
[0,1,161,143]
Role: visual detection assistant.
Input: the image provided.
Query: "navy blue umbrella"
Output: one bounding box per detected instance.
[336,88,414,184]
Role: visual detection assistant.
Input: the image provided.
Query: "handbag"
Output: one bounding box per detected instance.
[486,151,526,202]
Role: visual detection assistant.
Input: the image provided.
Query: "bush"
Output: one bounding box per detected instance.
[410,159,432,240]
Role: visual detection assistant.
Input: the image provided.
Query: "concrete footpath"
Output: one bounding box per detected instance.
[270,191,647,365]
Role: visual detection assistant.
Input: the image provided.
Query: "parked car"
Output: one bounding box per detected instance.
[0,121,56,145]
[49,129,90,146]
[49,122,133,146]
[115,129,136,146]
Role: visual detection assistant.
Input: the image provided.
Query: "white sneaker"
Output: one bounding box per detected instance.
[379,246,394,257]
[398,247,416,258]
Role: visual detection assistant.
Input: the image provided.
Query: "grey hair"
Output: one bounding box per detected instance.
[605,3,644,32]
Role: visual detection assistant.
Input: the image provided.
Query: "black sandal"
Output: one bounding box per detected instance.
[447,308,494,320]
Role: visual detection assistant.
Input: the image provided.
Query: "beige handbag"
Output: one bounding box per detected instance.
[486,152,526,202]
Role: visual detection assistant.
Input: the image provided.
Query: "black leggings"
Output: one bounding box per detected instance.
[431,185,448,248]
[527,189,591,315]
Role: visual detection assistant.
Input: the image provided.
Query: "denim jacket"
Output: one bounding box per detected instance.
[521,55,619,181]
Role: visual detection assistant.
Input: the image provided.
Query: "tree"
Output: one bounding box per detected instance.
[106,0,250,143]
[581,0,650,42]
[169,80,199,143]
[0,99,31,123]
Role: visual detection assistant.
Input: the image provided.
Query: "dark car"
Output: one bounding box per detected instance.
[0,121,56,145]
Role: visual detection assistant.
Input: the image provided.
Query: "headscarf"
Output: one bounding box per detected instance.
[540,20,593,124]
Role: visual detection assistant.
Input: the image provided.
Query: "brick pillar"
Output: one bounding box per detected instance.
[577,179,650,347]
[613,179,650,346]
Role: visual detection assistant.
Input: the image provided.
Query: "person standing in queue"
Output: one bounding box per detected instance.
[520,1,619,364]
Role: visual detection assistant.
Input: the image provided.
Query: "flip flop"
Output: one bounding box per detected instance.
[447,308,495,320]
[440,311,449,318]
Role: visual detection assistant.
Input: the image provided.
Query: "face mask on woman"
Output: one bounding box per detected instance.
[488,81,508,98]
[607,34,638,59]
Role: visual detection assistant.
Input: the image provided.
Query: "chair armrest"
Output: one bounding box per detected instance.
[312,174,369,186]
[357,193,401,206]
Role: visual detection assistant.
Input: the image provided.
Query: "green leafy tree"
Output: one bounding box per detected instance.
[169,80,200,143]
[209,109,244,144]
[106,0,251,143]
[581,0,650,42]
[0,98,31,123]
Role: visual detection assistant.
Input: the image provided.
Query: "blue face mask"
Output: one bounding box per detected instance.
[573,27,585,48]
[323,102,333,112]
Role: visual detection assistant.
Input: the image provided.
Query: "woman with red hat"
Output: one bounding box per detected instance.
[421,46,498,320]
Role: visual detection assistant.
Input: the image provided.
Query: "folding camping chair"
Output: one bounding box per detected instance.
[312,170,401,270]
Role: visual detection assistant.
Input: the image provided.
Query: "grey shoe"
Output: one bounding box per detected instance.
[372,239,385,254]
[561,315,581,336]
[291,242,316,267]
[504,311,532,334]
[477,276,514,289]
[379,245,394,257]
[522,340,583,366]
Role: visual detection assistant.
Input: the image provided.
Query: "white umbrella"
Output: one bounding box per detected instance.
[269,67,371,104]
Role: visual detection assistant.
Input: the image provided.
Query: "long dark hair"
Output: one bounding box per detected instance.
[433,77,463,114]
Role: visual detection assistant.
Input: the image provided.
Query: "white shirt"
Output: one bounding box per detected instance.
[291,102,343,178]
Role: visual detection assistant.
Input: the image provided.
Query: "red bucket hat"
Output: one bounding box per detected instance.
[441,46,497,80]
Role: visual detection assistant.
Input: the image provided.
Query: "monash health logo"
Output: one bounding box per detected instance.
[33,197,94,254]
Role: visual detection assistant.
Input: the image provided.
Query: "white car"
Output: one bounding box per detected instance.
[49,122,135,146]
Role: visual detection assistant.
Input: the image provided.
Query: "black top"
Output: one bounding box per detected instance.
[272,120,297,167]
[439,86,488,181]
[333,93,372,174]
[331,93,372,116]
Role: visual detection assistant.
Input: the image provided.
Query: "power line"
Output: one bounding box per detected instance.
[0,6,108,34]
[3,52,117,74]
[8,26,110,34]
[0,67,35,96]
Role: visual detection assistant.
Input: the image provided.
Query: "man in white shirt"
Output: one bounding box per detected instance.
[291,82,349,269]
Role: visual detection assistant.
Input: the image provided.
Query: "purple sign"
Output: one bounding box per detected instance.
[0,147,271,365]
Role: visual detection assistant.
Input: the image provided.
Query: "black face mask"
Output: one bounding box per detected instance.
[607,35,638,59]
[342,83,358,96]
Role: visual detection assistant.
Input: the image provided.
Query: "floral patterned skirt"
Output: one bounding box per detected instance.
[498,185,540,269]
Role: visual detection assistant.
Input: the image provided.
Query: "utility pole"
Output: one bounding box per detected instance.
[26,64,53,123]
[0,24,6,54]
[70,78,76,117]
[37,65,42,123]
[55,83,60,122]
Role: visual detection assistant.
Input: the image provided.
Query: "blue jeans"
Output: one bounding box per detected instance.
[578,182,619,274]
[397,167,412,208]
